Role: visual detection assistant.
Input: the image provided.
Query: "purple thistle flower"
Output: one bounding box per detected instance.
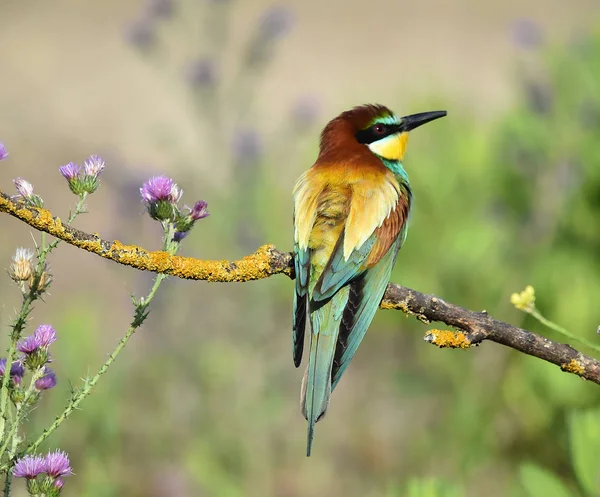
[125,17,156,49]
[140,175,182,203]
[13,177,34,198]
[0,359,25,384]
[83,155,105,178]
[233,129,262,163]
[511,18,543,49]
[185,58,218,88]
[44,450,72,478]
[34,324,57,347]
[13,455,45,479]
[17,335,41,355]
[259,6,293,41]
[54,478,64,490]
[291,95,321,129]
[59,162,81,181]
[189,200,209,221]
[0,143,8,160]
[146,0,175,19]
[35,368,57,390]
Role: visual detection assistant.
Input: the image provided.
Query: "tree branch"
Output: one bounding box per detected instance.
[2,191,599,385]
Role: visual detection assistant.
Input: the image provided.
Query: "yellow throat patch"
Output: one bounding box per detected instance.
[368,132,409,162]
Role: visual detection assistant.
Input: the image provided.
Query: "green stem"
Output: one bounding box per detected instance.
[13,222,176,464]
[0,294,35,454]
[47,193,87,252]
[2,466,11,497]
[0,193,89,448]
[0,368,46,461]
[529,308,600,354]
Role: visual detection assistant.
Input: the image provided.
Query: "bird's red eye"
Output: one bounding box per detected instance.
[374,124,385,134]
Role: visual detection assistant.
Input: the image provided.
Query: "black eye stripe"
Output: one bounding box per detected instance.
[355,123,402,144]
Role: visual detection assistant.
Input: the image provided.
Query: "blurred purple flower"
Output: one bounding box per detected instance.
[233,129,262,163]
[125,17,156,49]
[291,95,321,129]
[59,162,80,181]
[34,324,57,347]
[83,155,105,178]
[512,18,543,49]
[13,177,34,198]
[0,359,25,384]
[146,0,175,19]
[259,5,294,41]
[13,455,45,479]
[189,200,209,221]
[140,176,182,204]
[18,335,40,355]
[185,58,218,88]
[0,143,8,160]
[35,368,57,391]
[43,450,71,478]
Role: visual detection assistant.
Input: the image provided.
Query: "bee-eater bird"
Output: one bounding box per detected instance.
[292,104,446,456]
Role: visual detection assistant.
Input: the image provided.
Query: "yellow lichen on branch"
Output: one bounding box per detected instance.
[561,358,585,376]
[107,243,291,282]
[425,329,472,349]
[0,193,293,282]
[5,189,600,386]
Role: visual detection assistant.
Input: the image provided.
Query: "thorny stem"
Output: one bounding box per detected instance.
[10,222,178,465]
[0,367,46,462]
[0,292,36,458]
[528,308,600,354]
[2,468,10,497]
[0,194,88,485]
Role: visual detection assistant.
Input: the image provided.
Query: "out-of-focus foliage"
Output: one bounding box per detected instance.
[2,2,600,496]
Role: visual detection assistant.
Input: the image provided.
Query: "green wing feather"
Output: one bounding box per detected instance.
[311,229,374,302]
[331,235,403,389]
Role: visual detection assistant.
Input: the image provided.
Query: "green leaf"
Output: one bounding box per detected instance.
[569,408,600,496]
[519,463,573,497]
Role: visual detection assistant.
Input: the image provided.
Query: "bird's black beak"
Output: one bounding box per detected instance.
[400,110,447,132]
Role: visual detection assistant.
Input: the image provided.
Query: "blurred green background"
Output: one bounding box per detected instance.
[1,0,600,496]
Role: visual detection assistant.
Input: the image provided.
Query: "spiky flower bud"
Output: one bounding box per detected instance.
[59,155,105,195]
[19,325,57,369]
[174,200,210,241]
[59,162,84,195]
[28,263,52,297]
[35,368,57,390]
[8,247,35,283]
[13,178,44,208]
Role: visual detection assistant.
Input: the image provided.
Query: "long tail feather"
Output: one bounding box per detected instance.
[300,288,348,456]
